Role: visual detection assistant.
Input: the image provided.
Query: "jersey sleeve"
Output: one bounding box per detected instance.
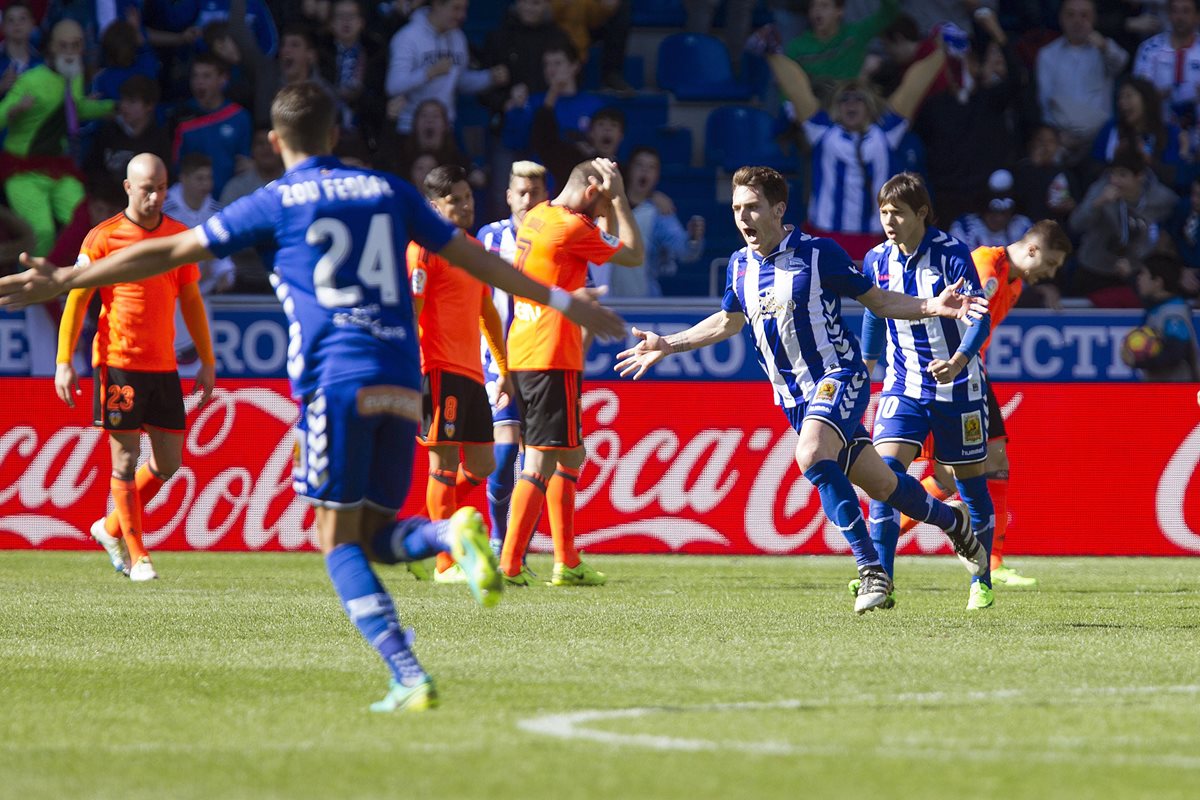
[197,185,279,258]
[395,179,456,253]
[877,110,909,149]
[568,216,622,264]
[406,242,429,301]
[818,240,874,297]
[801,109,833,146]
[720,254,742,313]
[945,242,991,359]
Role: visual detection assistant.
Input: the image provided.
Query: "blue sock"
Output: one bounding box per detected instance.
[487,442,519,548]
[955,475,995,588]
[868,499,900,578]
[883,460,956,531]
[326,543,426,686]
[370,517,452,564]
[803,459,880,570]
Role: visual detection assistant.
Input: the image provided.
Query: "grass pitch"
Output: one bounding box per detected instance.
[2,552,1198,800]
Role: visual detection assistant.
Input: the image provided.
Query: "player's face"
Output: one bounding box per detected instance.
[434,179,475,230]
[879,200,926,247]
[731,184,784,254]
[1027,245,1067,283]
[127,172,167,218]
[507,175,546,221]
[627,152,660,197]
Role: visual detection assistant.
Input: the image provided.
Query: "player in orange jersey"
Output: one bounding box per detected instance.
[407,165,513,584]
[893,220,1072,587]
[54,154,215,581]
[500,158,644,586]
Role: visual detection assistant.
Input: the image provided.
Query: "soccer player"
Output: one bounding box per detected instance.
[476,161,548,558]
[615,166,989,614]
[0,82,625,712]
[891,222,1073,587]
[408,165,511,583]
[500,157,644,588]
[860,172,997,611]
[55,154,215,582]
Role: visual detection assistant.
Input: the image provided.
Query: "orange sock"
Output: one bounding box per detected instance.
[110,476,148,562]
[547,466,580,568]
[104,464,166,537]
[899,475,952,534]
[427,469,457,573]
[500,472,547,576]
[988,476,1009,571]
[456,465,485,509]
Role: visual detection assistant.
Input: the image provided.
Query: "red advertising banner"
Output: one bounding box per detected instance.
[1,379,1198,556]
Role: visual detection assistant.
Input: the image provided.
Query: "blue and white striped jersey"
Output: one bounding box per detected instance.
[861,228,986,404]
[721,228,873,408]
[801,110,908,235]
[475,217,518,384]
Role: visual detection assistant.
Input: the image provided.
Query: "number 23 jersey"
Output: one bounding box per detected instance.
[196,155,456,396]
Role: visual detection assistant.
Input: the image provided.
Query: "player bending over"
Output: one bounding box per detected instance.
[616,166,989,614]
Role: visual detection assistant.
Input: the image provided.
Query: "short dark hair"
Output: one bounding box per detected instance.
[731,166,788,207]
[591,106,625,131]
[878,171,934,222]
[282,23,317,51]
[1143,253,1187,295]
[423,164,468,199]
[625,145,660,171]
[101,20,137,67]
[1025,219,1073,257]
[119,74,160,105]
[1110,143,1148,174]
[544,39,579,63]
[179,152,213,175]
[270,82,337,153]
[192,51,230,75]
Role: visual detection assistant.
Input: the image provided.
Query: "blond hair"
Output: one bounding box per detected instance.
[510,160,546,182]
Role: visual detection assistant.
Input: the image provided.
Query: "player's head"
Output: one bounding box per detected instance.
[829,79,881,132]
[507,161,547,222]
[730,166,788,255]
[587,107,625,159]
[178,152,215,201]
[624,146,661,200]
[124,153,168,222]
[191,52,229,104]
[561,159,613,218]
[49,18,85,80]
[269,82,339,160]
[1011,220,1072,283]
[1138,252,1188,301]
[878,172,933,248]
[424,164,475,230]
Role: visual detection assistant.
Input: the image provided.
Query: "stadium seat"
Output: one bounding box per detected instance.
[704,105,799,173]
[616,125,692,165]
[656,33,755,101]
[581,50,645,91]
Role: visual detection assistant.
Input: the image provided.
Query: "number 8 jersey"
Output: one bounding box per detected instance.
[195,156,456,396]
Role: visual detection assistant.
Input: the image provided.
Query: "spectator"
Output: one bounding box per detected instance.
[164,152,235,296]
[219,127,282,203]
[85,74,171,193]
[407,151,438,189]
[1036,0,1129,157]
[322,0,386,137]
[479,0,571,127]
[949,168,1034,250]
[380,97,479,187]
[0,2,42,98]
[906,0,1006,44]
[604,146,705,297]
[1166,176,1200,268]
[1133,0,1200,128]
[551,0,631,91]
[1091,76,1187,187]
[1012,124,1080,225]
[1126,253,1200,379]
[781,0,900,84]
[193,0,280,57]
[385,0,509,135]
[202,21,255,110]
[867,14,956,97]
[765,30,948,257]
[169,52,252,198]
[501,40,604,154]
[1070,144,1177,305]
[531,104,623,192]
[89,18,158,102]
[0,19,113,256]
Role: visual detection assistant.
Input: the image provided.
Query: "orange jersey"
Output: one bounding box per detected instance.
[81,213,199,371]
[506,202,620,371]
[972,245,1023,363]
[407,234,491,381]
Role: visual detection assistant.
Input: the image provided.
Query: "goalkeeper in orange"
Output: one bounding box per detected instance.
[892,220,1071,587]
[54,154,215,581]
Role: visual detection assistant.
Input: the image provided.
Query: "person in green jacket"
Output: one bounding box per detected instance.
[785,0,900,84]
[0,19,114,256]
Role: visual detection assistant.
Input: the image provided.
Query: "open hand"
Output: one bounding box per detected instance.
[614,326,671,380]
[0,253,70,310]
[928,277,989,325]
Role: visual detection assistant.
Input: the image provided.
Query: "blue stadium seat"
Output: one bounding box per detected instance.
[617,125,692,165]
[656,33,755,101]
[582,50,645,91]
[632,0,686,27]
[705,105,799,173]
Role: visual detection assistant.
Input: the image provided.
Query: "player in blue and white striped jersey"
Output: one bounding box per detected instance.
[615,166,990,614]
[860,172,997,611]
[475,161,548,557]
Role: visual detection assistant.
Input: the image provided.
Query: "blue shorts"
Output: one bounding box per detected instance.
[783,368,872,471]
[484,361,521,425]
[293,382,421,512]
[872,392,989,465]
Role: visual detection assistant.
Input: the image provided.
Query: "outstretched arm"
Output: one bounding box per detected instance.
[614,311,745,379]
[767,53,821,122]
[888,44,947,120]
[856,279,988,323]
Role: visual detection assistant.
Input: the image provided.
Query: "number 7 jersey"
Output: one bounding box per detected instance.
[195,155,456,396]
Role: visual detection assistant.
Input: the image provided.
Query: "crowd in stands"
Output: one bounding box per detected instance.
[1,0,1199,316]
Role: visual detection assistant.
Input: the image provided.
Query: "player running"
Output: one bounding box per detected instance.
[500,158,644,588]
[408,165,512,584]
[55,154,215,582]
[0,82,625,712]
[860,172,999,611]
[476,161,548,558]
[615,166,989,614]
[889,222,1072,587]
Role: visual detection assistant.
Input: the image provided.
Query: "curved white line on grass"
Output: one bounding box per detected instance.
[518,685,1200,766]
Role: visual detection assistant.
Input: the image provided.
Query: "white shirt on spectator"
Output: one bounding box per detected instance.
[1037,35,1128,140]
[1133,31,1200,120]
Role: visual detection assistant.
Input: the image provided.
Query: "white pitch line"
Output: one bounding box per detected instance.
[517,685,1200,767]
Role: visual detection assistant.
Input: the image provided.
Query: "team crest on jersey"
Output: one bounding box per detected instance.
[961,411,984,446]
[983,276,999,299]
[107,411,122,427]
[411,268,427,296]
[600,230,620,247]
[443,421,456,438]
[756,290,795,317]
[812,379,839,407]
